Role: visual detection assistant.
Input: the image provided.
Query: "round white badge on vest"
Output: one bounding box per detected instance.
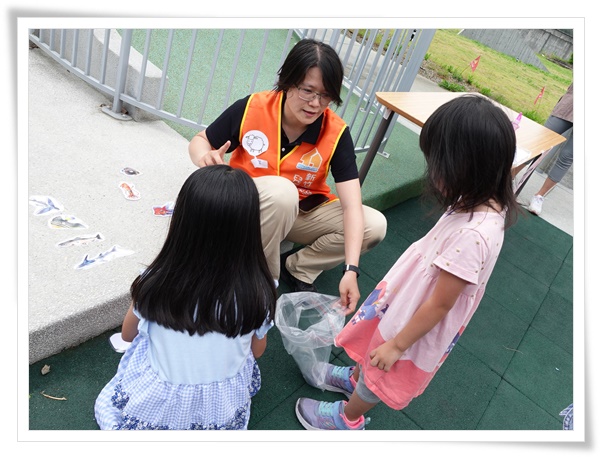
[242,130,269,157]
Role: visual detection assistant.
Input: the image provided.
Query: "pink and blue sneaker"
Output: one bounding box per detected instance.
[323,364,356,398]
[295,399,368,430]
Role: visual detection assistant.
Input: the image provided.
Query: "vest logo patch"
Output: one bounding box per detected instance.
[296,149,322,172]
[242,130,269,156]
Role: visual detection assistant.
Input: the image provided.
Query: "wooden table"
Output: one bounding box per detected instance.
[358,92,567,195]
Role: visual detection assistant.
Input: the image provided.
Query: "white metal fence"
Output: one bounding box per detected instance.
[28,28,434,154]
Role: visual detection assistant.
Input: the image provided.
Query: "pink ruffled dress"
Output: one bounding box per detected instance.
[335,208,506,409]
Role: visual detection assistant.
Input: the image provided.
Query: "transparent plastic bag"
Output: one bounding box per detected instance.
[274,292,345,389]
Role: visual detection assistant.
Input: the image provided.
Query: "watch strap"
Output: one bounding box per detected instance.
[342,264,360,278]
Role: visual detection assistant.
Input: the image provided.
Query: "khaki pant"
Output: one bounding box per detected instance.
[255,176,387,284]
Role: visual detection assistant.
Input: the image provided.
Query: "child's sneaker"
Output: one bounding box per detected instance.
[323,364,355,398]
[528,194,545,215]
[295,398,367,430]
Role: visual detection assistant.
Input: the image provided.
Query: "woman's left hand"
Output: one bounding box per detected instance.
[339,272,360,315]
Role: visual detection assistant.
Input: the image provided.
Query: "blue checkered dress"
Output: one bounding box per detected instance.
[94,332,261,430]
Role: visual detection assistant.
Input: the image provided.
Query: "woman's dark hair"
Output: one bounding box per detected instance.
[275,38,344,107]
[130,165,277,337]
[419,94,520,227]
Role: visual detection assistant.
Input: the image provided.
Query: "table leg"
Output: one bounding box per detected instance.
[358,108,395,186]
[513,148,552,196]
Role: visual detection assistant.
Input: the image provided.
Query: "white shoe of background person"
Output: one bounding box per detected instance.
[528,194,545,215]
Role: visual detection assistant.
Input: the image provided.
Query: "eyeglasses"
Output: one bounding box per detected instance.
[295,85,333,106]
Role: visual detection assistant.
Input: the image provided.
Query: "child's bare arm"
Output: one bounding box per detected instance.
[251,334,267,359]
[121,303,140,342]
[369,270,469,372]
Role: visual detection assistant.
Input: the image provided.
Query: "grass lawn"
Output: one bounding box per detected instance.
[422,29,573,124]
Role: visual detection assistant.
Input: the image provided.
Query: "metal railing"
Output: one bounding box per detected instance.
[28,28,434,154]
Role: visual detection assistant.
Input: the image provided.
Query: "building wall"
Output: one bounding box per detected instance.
[520,29,573,61]
[459,29,573,71]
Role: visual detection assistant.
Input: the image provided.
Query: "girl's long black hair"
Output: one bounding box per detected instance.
[130,165,277,337]
[419,94,520,228]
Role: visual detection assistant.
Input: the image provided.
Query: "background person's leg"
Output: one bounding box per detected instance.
[528,125,573,215]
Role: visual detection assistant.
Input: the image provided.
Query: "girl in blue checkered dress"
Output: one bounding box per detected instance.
[95,165,277,430]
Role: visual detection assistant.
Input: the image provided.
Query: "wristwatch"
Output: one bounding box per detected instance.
[342,264,360,278]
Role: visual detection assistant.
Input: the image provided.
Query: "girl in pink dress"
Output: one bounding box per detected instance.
[295,95,521,430]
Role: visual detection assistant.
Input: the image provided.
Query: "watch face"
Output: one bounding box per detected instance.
[343,265,359,277]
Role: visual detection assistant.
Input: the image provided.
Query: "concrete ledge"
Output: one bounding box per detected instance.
[36,29,164,122]
[29,293,130,363]
[28,49,196,363]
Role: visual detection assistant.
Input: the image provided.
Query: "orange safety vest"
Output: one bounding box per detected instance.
[229,91,347,202]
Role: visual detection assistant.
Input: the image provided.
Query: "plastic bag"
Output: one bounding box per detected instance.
[275,292,345,389]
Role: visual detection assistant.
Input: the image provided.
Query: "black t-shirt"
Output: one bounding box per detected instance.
[204,94,359,183]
